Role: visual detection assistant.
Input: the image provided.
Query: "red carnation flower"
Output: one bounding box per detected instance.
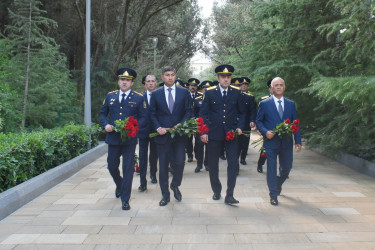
[293,119,299,124]
[285,119,291,124]
[261,153,266,157]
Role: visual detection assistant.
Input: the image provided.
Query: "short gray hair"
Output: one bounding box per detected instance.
[145,75,156,81]
[271,77,285,87]
[161,66,176,75]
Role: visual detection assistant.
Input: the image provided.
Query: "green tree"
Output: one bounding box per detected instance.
[4,0,78,130]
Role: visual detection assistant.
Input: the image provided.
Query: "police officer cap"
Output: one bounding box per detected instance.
[215,64,234,76]
[175,79,185,87]
[267,78,273,88]
[231,78,241,86]
[241,77,251,85]
[199,80,212,89]
[212,80,219,86]
[187,78,200,86]
[141,76,147,84]
[117,67,137,80]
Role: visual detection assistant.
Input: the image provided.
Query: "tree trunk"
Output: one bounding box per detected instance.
[22,0,32,128]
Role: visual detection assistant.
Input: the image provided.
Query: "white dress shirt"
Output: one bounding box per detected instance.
[119,89,131,103]
[146,90,152,105]
[163,84,176,106]
[218,85,228,96]
[272,95,284,111]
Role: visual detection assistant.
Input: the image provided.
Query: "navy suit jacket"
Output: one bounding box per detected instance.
[199,85,245,141]
[256,96,302,149]
[99,89,147,145]
[149,85,192,144]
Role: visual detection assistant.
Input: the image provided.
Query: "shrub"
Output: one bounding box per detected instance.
[0,123,101,192]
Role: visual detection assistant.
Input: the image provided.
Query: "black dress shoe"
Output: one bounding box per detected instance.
[115,187,121,198]
[212,193,221,200]
[220,155,226,160]
[188,156,193,162]
[240,159,247,165]
[170,185,182,201]
[270,197,278,206]
[257,166,263,173]
[122,201,130,210]
[151,176,157,184]
[224,196,239,204]
[138,185,147,192]
[194,165,202,173]
[159,197,170,206]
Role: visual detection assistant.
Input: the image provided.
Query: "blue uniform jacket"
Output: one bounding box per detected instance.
[149,85,192,144]
[199,85,245,141]
[137,91,155,139]
[99,89,147,145]
[256,97,302,149]
[241,92,256,131]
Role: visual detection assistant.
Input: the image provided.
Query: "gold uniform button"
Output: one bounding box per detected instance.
[120,107,123,109]
[223,116,226,118]
[223,110,226,112]
[120,113,122,115]
[223,121,226,124]
[224,104,226,106]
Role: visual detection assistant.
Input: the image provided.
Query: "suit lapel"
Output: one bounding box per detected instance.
[269,98,282,121]
[283,99,290,120]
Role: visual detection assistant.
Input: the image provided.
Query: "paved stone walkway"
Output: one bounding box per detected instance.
[1,135,375,249]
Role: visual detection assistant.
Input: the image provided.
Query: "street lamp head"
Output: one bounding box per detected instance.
[153,37,158,48]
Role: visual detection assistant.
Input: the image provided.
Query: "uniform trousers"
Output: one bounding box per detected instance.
[207,139,239,196]
[139,137,158,186]
[107,144,136,202]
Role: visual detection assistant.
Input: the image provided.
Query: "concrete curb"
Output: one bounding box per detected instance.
[311,148,375,178]
[0,143,108,221]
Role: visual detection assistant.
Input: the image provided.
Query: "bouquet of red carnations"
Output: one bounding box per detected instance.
[225,130,250,141]
[252,119,300,149]
[149,117,206,138]
[114,116,139,142]
[197,117,209,135]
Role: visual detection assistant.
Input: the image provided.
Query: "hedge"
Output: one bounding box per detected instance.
[0,123,101,192]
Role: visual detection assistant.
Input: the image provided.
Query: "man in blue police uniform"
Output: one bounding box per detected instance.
[193,80,211,172]
[256,78,273,173]
[238,77,256,167]
[138,74,159,192]
[256,77,302,206]
[149,66,192,206]
[186,78,202,163]
[99,67,147,210]
[200,64,245,204]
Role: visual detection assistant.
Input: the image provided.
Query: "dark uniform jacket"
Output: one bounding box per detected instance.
[241,92,256,131]
[99,89,147,145]
[199,85,245,141]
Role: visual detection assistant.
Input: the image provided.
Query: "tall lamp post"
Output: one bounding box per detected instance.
[153,37,158,75]
[84,0,91,129]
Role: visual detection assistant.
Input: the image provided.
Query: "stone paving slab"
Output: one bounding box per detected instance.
[1,136,375,249]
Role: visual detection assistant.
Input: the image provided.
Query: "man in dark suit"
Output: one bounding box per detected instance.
[137,75,159,192]
[200,64,245,205]
[186,78,202,163]
[149,66,192,206]
[256,77,302,206]
[99,67,147,210]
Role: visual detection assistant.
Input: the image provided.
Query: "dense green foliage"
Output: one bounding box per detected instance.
[209,0,375,162]
[0,123,101,192]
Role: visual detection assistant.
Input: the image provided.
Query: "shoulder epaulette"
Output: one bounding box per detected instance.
[261,95,269,100]
[243,92,254,96]
[230,86,240,90]
[108,90,117,94]
[195,96,203,100]
[132,90,143,96]
[206,86,217,91]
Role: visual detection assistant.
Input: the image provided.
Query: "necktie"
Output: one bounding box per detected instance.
[278,100,283,119]
[192,93,195,99]
[121,93,126,104]
[148,93,151,105]
[222,90,227,103]
[168,88,174,113]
